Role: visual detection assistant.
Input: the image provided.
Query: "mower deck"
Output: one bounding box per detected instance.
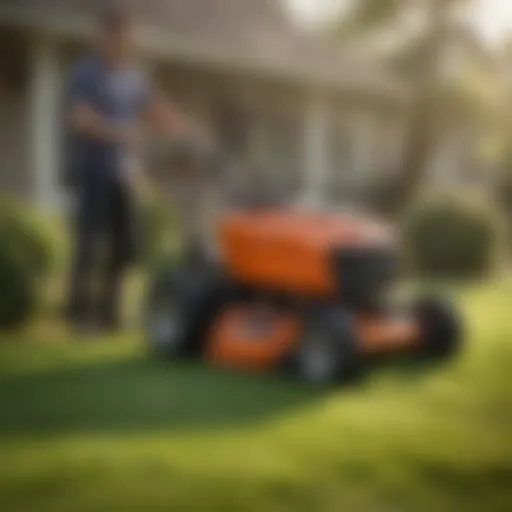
[204,306,421,373]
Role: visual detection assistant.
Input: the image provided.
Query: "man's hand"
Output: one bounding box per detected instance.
[117,123,145,149]
[71,102,144,148]
[146,93,214,151]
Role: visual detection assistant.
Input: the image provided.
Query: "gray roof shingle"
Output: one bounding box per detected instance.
[0,0,410,99]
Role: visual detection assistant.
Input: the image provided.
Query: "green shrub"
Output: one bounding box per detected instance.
[137,196,179,268]
[0,201,56,280]
[402,191,505,279]
[0,249,37,330]
[0,201,60,331]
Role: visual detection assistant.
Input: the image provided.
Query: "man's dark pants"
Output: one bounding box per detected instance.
[67,169,135,327]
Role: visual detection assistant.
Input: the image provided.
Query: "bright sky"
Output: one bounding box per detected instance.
[474,0,512,43]
[287,0,512,45]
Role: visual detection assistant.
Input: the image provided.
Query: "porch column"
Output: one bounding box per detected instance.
[29,35,62,210]
[303,94,329,204]
[352,113,374,182]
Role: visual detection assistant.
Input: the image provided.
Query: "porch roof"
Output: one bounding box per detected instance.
[0,0,411,102]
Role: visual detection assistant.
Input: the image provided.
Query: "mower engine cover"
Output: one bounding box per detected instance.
[218,210,397,306]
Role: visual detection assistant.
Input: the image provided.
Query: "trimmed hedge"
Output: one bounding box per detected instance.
[0,201,56,279]
[402,191,505,279]
[137,196,179,268]
[0,201,57,330]
[0,250,36,330]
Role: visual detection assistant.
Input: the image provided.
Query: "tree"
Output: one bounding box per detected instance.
[338,0,474,212]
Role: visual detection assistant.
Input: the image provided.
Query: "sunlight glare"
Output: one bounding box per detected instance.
[286,0,512,43]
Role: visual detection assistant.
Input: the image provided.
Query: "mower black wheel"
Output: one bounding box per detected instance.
[145,266,227,359]
[290,308,363,385]
[414,297,462,360]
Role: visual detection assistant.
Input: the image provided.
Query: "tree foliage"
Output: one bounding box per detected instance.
[336,0,480,212]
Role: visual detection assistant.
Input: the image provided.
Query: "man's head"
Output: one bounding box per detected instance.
[99,6,136,64]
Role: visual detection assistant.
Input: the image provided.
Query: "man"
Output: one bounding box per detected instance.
[66,8,192,333]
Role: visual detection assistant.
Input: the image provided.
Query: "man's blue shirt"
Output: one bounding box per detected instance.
[67,56,150,185]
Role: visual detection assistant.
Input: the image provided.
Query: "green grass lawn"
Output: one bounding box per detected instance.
[0,280,511,512]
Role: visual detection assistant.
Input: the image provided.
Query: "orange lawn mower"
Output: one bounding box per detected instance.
[144,150,462,384]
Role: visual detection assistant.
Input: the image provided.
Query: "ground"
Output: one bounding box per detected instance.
[0,280,511,512]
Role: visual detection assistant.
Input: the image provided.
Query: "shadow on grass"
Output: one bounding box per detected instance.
[369,353,447,380]
[0,351,444,440]
[0,356,332,438]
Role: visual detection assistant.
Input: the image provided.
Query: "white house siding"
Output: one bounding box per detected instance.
[0,27,414,210]
[251,102,304,195]
[154,62,307,198]
[325,100,407,204]
[424,120,488,191]
[302,94,329,204]
[145,62,411,206]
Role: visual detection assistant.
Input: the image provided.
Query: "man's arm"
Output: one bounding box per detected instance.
[145,91,184,137]
[70,102,125,144]
[145,90,212,148]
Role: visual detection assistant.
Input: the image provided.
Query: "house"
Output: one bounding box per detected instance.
[0,0,417,210]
